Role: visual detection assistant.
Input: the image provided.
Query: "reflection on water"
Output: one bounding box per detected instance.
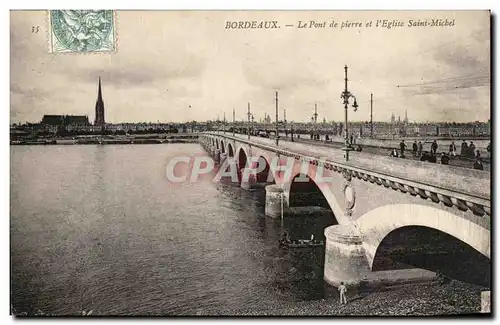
[10,144,334,315]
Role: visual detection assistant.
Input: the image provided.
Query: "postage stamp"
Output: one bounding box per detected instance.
[48,10,116,53]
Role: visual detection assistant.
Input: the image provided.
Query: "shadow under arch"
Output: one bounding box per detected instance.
[249,155,275,183]
[285,173,340,226]
[220,140,225,154]
[371,225,491,287]
[357,204,490,270]
[282,170,346,224]
[236,146,249,170]
[227,143,235,158]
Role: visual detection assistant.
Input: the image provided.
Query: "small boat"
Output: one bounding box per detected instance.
[279,239,324,248]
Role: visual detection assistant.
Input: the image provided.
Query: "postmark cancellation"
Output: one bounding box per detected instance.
[48,10,116,54]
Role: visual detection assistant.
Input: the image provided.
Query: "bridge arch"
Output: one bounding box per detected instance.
[250,154,275,183]
[236,146,249,170]
[227,142,235,158]
[357,204,490,271]
[220,139,225,154]
[283,170,344,224]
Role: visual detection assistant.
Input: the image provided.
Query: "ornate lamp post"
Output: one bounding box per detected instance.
[275,91,279,146]
[232,108,235,137]
[283,108,287,138]
[223,112,226,134]
[340,65,359,161]
[247,103,254,140]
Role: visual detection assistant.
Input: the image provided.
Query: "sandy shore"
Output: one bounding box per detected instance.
[217,280,488,316]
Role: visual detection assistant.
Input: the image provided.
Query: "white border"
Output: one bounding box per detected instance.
[4,1,498,325]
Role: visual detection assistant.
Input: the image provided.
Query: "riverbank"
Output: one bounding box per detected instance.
[12,280,488,316]
[10,134,199,145]
[220,280,488,316]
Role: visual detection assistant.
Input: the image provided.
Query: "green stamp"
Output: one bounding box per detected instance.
[49,10,115,53]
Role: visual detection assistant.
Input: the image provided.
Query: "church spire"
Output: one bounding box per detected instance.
[97,76,103,101]
[94,76,105,128]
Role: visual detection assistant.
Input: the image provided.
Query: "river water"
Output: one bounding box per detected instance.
[10,144,331,315]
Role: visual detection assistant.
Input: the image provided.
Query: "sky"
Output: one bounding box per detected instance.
[10,10,490,124]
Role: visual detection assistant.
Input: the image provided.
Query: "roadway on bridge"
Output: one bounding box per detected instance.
[278,136,490,171]
[223,133,490,201]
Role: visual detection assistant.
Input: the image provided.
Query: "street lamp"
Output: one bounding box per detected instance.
[275,91,280,146]
[283,108,287,138]
[340,65,359,161]
[247,102,253,140]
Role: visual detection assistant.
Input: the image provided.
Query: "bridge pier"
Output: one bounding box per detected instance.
[214,149,221,163]
[324,224,370,287]
[240,168,257,190]
[265,184,289,218]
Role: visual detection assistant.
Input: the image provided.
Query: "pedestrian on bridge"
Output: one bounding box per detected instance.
[417,141,423,157]
[473,159,484,170]
[412,141,418,157]
[431,140,438,155]
[461,140,468,156]
[469,142,476,157]
[440,152,450,165]
[338,282,348,304]
[449,141,457,157]
[399,140,407,158]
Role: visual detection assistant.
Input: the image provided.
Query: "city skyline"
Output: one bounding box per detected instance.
[11,11,490,124]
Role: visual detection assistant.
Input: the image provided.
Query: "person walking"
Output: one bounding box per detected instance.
[338,282,348,305]
[417,141,423,157]
[469,142,476,157]
[449,141,457,157]
[412,141,418,157]
[431,140,438,155]
[400,140,407,158]
[461,140,468,156]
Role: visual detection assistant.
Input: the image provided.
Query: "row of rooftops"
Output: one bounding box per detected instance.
[40,115,90,126]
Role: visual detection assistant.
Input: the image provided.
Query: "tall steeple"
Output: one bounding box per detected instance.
[404,109,408,123]
[94,76,105,128]
[97,76,103,101]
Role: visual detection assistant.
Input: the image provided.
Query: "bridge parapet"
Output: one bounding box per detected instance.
[202,133,490,218]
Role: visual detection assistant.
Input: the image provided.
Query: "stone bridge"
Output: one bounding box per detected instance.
[199,132,491,288]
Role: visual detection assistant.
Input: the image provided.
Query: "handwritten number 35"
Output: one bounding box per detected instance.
[32,26,40,33]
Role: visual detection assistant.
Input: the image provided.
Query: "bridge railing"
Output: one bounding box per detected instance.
[201,132,490,217]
